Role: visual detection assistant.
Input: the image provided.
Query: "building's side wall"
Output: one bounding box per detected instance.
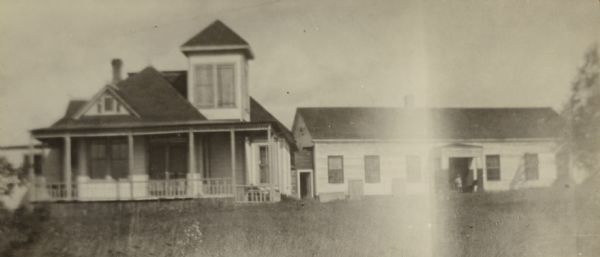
[476,141,558,191]
[312,140,559,199]
[313,142,433,200]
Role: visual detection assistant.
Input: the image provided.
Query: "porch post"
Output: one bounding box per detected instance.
[230,130,236,197]
[128,133,134,199]
[267,126,274,201]
[28,135,35,200]
[64,135,72,200]
[188,131,197,196]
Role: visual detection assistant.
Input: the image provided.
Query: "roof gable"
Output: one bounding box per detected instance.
[73,86,140,119]
[180,20,254,59]
[182,20,249,47]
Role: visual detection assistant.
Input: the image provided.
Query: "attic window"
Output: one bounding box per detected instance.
[104,97,115,112]
[91,95,125,115]
[193,64,236,108]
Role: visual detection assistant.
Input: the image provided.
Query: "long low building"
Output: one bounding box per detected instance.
[291,107,563,201]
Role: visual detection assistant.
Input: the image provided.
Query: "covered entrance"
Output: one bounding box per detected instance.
[435,143,484,193]
[449,157,476,192]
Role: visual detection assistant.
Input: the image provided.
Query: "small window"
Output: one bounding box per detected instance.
[406,155,421,182]
[104,97,114,112]
[364,155,380,183]
[524,153,539,181]
[486,155,501,181]
[328,156,344,184]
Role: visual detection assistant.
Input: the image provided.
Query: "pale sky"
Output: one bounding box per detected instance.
[0,0,599,146]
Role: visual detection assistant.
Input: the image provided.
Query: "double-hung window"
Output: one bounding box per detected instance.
[194,64,235,108]
[486,155,501,181]
[328,156,344,184]
[89,139,129,180]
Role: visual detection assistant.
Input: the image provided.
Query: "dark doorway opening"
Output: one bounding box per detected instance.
[299,172,312,198]
[448,157,475,193]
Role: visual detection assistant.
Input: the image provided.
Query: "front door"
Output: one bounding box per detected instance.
[252,144,270,184]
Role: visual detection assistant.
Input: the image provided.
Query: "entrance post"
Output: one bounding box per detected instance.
[64,135,72,200]
[230,130,236,199]
[188,130,196,196]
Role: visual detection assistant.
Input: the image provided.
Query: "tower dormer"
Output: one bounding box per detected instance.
[181,20,253,121]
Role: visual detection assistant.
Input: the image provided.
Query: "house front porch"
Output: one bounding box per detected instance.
[29,123,291,203]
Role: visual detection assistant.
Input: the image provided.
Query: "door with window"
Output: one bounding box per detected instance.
[251,143,270,185]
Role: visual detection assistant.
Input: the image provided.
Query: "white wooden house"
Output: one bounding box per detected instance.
[291,107,563,201]
[29,20,294,203]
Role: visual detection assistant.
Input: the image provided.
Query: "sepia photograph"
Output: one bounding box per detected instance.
[1,0,599,256]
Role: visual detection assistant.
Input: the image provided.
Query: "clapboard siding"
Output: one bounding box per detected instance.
[314,142,432,196]
[476,141,558,191]
[312,140,558,198]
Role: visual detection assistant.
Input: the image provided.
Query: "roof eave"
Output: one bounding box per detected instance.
[180,45,254,59]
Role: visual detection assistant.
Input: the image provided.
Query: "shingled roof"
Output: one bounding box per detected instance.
[180,20,254,59]
[40,68,293,145]
[296,107,563,141]
[49,66,206,129]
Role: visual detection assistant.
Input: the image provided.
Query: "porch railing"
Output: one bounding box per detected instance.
[31,177,235,202]
[234,185,280,203]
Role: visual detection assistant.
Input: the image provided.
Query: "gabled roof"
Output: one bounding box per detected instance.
[180,20,254,59]
[49,66,205,129]
[64,100,87,117]
[39,68,293,146]
[250,98,294,144]
[296,107,563,141]
[115,67,204,121]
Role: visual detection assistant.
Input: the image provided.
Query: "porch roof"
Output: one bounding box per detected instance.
[31,120,274,138]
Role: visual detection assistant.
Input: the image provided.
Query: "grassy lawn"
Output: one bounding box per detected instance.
[2,187,596,257]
